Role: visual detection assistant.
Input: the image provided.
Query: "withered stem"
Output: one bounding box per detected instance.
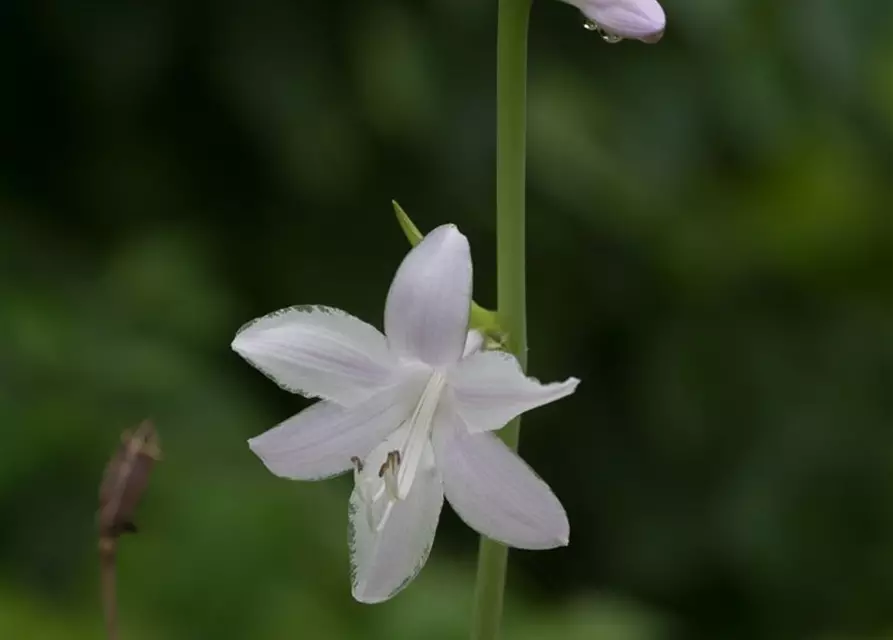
[99,536,118,640]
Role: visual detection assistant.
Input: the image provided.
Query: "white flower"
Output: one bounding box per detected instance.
[567,0,666,43]
[232,224,579,603]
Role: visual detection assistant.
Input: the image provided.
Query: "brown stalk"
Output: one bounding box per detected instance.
[98,420,162,640]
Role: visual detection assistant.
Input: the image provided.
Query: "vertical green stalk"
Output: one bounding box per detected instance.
[470,0,530,638]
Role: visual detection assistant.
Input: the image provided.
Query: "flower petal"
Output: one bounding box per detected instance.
[384,224,472,367]
[233,306,400,406]
[349,435,443,603]
[248,376,425,480]
[576,0,666,42]
[449,350,579,433]
[432,405,569,549]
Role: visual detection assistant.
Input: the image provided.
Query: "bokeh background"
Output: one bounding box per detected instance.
[1,0,891,638]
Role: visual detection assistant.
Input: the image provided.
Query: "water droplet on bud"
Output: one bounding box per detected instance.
[581,16,623,43]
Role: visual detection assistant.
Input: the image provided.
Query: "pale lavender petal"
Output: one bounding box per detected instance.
[575,0,666,42]
[449,350,579,433]
[349,437,443,603]
[384,225,472,367]
[432,405,569,549]
[233,305,400,406]
[248,376,424,480]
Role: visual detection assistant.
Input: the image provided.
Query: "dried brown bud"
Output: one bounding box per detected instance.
[98,420,161,640]
[98,420,161,538]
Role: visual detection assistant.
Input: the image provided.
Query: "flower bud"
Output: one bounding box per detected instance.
[566,0,666,43]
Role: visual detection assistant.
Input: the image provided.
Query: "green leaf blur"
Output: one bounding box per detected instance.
[0,1,890,639]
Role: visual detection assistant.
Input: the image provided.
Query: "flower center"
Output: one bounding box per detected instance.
[353,372,445,531]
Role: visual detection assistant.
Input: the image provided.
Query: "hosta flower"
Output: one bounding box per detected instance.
[565,0,666,43]
[233,224,579,603]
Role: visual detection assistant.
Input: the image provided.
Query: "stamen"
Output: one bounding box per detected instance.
[378,450,401,500]
[374,501,394,533]
[394,373,445,500]
[351,371,446,534]
[352,451,400,531]
[377,450,401,477]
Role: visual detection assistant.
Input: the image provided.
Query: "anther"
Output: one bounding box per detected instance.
[378,450,401,477]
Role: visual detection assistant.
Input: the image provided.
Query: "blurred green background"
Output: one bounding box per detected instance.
[1,0,891,638]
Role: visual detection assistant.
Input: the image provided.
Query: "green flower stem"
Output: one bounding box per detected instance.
[470,0,530,638]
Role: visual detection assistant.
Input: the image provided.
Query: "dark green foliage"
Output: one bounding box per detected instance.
[0,1,890,638]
